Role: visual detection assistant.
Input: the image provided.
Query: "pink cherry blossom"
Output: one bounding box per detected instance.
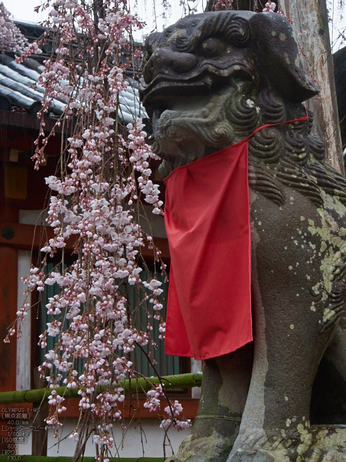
[0,2,29,53]
[3,1,193,458]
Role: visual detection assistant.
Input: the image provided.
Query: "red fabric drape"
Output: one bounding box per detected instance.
[163,112,309,360]
[163,140,252,360]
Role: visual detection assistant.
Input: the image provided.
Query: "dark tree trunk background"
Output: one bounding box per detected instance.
[205,1,266,12]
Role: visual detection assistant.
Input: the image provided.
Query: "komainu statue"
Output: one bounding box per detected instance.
[140,10,346,462]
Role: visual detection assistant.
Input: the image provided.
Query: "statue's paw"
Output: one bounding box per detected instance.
[306,448,346,462]
[165,455,185,462]
[165,430,236,462]
[227,426,346,461]
[305,426,346,461]
[227,449,275,462]
[227,431,276,461]
[228,447,346,462]
[227,428,298,461]
[165,456,212,462]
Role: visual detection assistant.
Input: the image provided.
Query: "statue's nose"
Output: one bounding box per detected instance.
[143,47,198,84]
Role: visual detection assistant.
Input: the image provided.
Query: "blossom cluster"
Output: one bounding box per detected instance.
[161,400,192,431]
[4,0,185,458]
[144,384,191,431]
[144,384,164,412]
[262,1,276,12]
[0,2,29,53]
[213,0,234,10]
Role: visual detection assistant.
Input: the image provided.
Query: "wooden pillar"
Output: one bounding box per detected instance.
[0,244,17,392]
[0,244,18,455]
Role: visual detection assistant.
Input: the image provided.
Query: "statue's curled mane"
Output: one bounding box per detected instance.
[245,90,346,207]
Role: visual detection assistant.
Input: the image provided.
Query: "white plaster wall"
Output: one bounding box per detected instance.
[16,250,32,391]
[17,209,44,391]
[17,422,32,456]
[19,210,46,226]
[139,205,167,238]
[44,419,189,459]
[190,359,202,399]
[17,415,191,457]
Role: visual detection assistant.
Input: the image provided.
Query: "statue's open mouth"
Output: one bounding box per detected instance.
[141,80,242,162]
[140,62,254,122]
[140,79,213,121]
[139,61,257,162]
[150,92,217,135]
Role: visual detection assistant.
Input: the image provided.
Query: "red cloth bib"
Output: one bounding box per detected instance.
[164,140,252,360]
[163,113,309,360]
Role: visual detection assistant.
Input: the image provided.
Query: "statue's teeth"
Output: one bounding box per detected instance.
[151,141,160,154]
[152,109,162,125]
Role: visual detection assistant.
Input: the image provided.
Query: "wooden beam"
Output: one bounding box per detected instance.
[0,222,59,251]
[0,221,170,259]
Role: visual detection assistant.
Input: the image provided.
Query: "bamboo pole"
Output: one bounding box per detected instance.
[0,372,203,405]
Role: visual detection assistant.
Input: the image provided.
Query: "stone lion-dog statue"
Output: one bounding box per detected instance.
[140,10,346,462]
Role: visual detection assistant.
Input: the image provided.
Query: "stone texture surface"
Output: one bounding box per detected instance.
[140,10,346,461]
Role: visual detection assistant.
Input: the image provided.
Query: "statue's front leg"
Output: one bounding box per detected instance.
[227,286,325,461]
[228,191,346,462]
[167,344,252,462]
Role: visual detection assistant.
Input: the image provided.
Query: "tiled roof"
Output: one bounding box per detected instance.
[0,21,147,124]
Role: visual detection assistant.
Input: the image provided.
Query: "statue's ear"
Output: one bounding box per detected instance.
[249,12,319,102]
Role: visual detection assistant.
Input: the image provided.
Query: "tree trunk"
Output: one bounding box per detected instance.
[280,0,344,173]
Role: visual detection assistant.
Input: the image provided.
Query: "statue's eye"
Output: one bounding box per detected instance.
[200,37,225,57]
[176,35,189,50]
[164,26,174,38]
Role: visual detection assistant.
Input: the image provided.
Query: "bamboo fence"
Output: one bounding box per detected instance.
[0,372,203,405]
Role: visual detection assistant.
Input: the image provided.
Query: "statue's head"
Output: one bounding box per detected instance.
[140,11,319,174]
